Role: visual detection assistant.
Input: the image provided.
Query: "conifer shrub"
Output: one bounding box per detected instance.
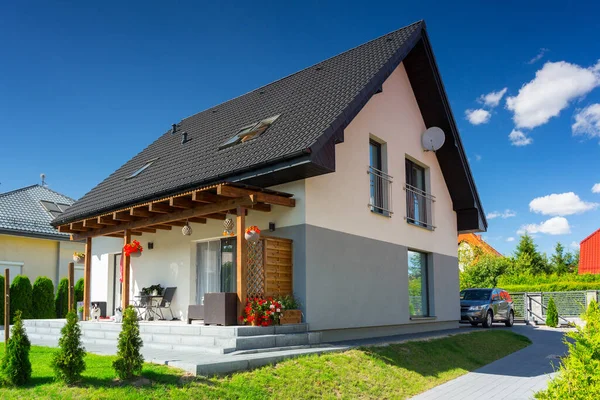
[74,278,84,303]
[55,278,69,318]
[545,297,559,328]
[53,310,86,384]
[2,310,32,386]
[32,276,55,319]
[113,306,144,380]
[10,275,32,322]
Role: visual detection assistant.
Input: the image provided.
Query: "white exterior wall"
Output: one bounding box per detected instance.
[90,181,305,318]
[305,62,457,257]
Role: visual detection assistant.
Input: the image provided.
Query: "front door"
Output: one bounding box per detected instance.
[195,238,237,304]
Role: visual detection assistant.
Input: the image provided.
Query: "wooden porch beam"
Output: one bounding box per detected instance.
[132,227,156,233]
[114,211,136,221]
[83,237,92,320]
[149,202,176,213]
[72,197,255,240]
[191,191,223,203]
[69,222,88,232]
[217,185,295,207]
[98,216,118,225]
[58,225,78,234]
[204,213,226,220]
[169,197,195,209]
[122,230,131,310]
[249,203,271,213]
[149,224,173,230]
[164,221,186,227]
[83,219,103,228]
[131,207,153,217]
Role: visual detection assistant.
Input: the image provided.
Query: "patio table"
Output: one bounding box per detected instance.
[134,294,164,321]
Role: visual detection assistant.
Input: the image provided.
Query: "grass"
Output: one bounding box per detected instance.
[0,330,531,399]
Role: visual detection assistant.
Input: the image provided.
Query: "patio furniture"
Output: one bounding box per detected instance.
[156,287,177,320]
[187,304,204,324]
[204,292,237,326]
[132,293,163,321]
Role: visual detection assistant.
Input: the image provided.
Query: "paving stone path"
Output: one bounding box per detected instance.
[411,324,569,400]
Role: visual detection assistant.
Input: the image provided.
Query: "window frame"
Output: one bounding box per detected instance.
[407,250,430,318]
[405,158,433,229]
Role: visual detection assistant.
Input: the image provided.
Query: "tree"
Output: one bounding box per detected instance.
[460,254,512,289]
[10,275,33,323]
[55,278,69,318]
[514,234,548,275]
[113,307,144,380]
[53,310,86,383]
[546,297,559,328]
[32,276,55,319]
[2,310,32,386]
[74,278,84,303]
[550,242,569,275]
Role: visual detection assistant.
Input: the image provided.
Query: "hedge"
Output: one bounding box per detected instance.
[74,278,84,303]
[504,282,600,293]
[32,276,56,319]
[55,278,70,318]
[10,275,33,322]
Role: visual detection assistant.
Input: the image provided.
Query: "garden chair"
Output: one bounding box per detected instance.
[156,287,177,320]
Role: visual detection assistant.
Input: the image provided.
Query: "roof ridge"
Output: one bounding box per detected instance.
[180,20,424,123]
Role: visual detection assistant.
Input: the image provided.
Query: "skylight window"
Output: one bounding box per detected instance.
[40,201,71,219]
[127,158,158,179]
[220,115,280,149]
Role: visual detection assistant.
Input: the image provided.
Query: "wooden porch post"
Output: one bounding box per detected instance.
[122,229,131,310]
[83,237,92,320]
[236,206,247,321]
[68,262,75,312]
[4,268,9,347]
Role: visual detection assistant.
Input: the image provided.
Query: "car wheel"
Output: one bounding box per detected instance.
[470,322,479,327]
[505,310,514,327]
[482,311,493,328]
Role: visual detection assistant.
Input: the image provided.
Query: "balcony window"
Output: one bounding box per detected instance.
[405,159,435,229]
[368,139,392,216]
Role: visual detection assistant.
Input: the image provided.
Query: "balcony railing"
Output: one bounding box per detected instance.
[404,183,435,230]
[368,166,393,216]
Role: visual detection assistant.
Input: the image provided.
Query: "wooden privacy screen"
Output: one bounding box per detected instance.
[246,236,293,298]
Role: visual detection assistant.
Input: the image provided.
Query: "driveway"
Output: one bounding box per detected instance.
[411,324,569,400]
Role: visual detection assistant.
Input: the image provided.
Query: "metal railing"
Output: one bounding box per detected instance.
[367,166,393,216]
[404,183,435,230]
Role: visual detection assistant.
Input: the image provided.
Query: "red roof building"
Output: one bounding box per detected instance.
[579,228,600,275]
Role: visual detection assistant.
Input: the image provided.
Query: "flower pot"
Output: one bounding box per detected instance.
[152,290,158,296]
[245,230,260,243]
[130,251,141,258]
[250,319,258,326]
[77,311,83,321]
[73,255,84,264]
[279,309,302,324]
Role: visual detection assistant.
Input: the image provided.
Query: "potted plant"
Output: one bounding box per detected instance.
[123,240,143,258]
[73,252,85,264]
[77,306,84,321]
[240,297,283,326]
[278,295,302,324]
[141,284,163,296]
[245,226,261,243]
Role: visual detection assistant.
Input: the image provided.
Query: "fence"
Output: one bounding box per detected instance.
[509,290,599,324]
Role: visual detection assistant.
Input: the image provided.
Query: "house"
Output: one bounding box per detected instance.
[0,184,84,286]
[458,233,501,271]
[579,228,600,275]
[52,21,486,341]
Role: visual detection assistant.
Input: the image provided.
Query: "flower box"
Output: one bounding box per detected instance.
[279,309,302,324]
[73,253,85,264]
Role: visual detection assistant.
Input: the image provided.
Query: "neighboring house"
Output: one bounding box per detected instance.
[52,21,486,341]
[579,228,600,275]
[0,184,84,286]
[457,233,502,271]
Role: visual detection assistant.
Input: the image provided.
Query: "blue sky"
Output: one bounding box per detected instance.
[1,1,599,256]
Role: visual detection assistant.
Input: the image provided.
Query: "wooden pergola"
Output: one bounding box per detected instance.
[56,183,295,320]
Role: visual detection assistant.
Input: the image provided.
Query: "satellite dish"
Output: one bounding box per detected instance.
[421,127,445,152]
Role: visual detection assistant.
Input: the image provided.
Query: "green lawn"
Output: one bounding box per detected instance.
[0,330,530,399]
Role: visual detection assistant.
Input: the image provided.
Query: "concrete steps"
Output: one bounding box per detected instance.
[23,319,320,355]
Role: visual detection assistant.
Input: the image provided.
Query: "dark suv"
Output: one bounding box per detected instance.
[460,288,514,328]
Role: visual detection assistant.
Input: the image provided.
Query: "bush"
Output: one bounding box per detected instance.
[536,300,600,398]
[460,255,512,290]
[55,278,69,318]
[113,306,144,380]
[2,310,32,386]
[502,282,600,293]
[74,278,84,303]
[546,298,559,327]
[10,275,32,323]
[53,310,86,383]
[32,276,55,319]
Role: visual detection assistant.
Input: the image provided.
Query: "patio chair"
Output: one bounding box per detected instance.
[156,287,177,320]
[131,292,151,320]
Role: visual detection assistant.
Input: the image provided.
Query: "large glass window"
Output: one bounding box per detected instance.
[408,250,429,317]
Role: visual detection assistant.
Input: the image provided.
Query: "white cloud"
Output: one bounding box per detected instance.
[475,154,482,162]
[572,103,600,140]
[527,48,549,64]
[529,192,598,216]
[570,241,581,249]
[593,183,600,193]
[517,216,571,235]
[486,209,517,220]
[506,60,600,129]
[478,88,508,108]
[506,237,515,242]
[509,129,533,146]
[465,109,491,125]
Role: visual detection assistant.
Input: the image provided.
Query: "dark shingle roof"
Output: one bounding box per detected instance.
[0,185,76,239]
[54,21,430,225]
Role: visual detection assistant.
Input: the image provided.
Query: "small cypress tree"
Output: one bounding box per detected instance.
[113,306,144,380]
[2,310,32,386]
[32,276,56,319]
[55,278,69,318]
[74,278,84,303]
[0,274,4,324]
[53,310,86,384]
[10,275,33,323]
[546,297,559,328]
